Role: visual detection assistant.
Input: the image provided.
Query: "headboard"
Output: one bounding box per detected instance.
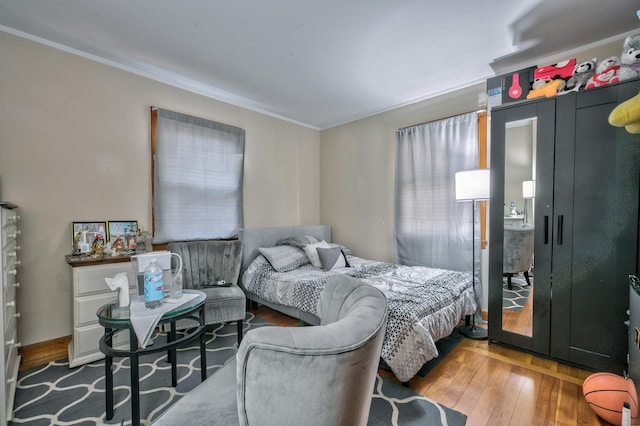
[238,225,331,279]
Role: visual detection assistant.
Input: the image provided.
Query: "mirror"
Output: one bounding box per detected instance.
[502,117,536,337]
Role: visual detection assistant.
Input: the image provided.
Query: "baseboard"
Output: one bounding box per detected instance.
[19,335,71,371]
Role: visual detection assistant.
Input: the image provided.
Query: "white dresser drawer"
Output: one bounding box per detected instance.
[75,324,130,357]
[74,263,134,296]
[75,292,120,327]
[0,224,17,248]
[1,240,17,270]
[2,266,16,293]
[3,300,15,338]
[3,325,17,367]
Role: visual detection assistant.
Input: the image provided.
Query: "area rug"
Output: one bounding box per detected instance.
[10,313,466,426]
[503,275,532,312]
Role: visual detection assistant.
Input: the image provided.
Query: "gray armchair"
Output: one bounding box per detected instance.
[153,274,388,426]
[167,240,246,343]
[503,226,535,290]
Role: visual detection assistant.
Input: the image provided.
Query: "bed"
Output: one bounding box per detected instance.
[238,225,477,382]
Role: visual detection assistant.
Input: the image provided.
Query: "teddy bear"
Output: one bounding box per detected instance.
[619,34,640,81]
[609,91,640,134]
[526,78,565,99]
[562,58,597,93]
[586,56,621,88]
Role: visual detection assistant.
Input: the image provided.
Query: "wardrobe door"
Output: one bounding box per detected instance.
[488,98,555,353]
[551,81,640,373]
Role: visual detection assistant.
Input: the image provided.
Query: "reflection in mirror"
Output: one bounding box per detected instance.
[502,117,536,337]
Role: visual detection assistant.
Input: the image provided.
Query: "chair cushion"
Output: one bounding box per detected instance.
[153,359,239,425]
[200,285,246,324]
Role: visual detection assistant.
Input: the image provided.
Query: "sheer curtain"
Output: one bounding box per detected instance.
[153,108,245,243]
[395,112,478,274]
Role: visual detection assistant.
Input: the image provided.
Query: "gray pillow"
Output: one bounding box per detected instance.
[317,246,349,271]
[259,245,311,272]
[278,235,320,248]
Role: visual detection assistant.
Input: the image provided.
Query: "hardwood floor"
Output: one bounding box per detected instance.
[250,305,611,426]
[502,285,533,337]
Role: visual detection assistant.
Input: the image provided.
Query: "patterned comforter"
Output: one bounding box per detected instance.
[243,254,477,382]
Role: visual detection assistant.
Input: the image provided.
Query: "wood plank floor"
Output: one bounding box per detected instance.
[250,305,611,426]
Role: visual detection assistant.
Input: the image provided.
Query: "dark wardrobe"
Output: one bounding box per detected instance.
[489,79,640,374]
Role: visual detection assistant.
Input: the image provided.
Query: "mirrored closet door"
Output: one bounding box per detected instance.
[488,99,555,355]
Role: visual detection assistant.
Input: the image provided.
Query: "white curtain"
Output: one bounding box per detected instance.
[395,112,478,274]
[154,108,245,243]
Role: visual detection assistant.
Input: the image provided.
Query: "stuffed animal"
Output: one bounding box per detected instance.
[586,56,621,88]
[609,91,640,134]
[563,58,597,93]
[526,78,565,99]
[619,34,640,81]
[534,58,576,81]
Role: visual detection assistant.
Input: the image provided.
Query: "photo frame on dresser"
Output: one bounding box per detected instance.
[107,220,138,244]
[72,221,107,254]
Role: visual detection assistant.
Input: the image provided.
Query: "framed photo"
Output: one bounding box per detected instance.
[72,221,107,254]
[107,220,138,243]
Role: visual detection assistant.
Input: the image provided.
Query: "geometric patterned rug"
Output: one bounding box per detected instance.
[10,312,467,426]
[502,274,532,312]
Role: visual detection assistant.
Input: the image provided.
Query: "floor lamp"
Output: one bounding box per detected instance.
[455,169,490,340]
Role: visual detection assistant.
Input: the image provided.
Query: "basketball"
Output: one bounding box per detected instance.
[583,372,638,425]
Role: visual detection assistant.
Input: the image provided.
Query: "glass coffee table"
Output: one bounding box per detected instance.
[96,289,207,426]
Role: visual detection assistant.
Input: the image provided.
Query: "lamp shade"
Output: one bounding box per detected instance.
[455,169,490,201]
[522,180,536,199]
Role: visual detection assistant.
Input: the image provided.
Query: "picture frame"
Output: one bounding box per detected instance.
[107,220,138,245]
[72,221,107,254]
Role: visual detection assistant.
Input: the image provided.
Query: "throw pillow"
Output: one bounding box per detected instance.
[317,246,349,271]
[329,243,353,256]
[303,240,332,268]
[258,245,311,272]
[278,235,320,248]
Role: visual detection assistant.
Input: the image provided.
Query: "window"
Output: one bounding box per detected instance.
[151,108,245,243]
[394,111,485,270]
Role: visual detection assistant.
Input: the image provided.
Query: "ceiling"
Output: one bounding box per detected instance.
[0,1,638,130]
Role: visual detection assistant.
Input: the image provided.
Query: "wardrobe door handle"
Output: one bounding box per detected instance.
[544,216,549,244]
[557,215,564,245]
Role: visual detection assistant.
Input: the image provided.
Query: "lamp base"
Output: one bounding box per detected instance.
[458,323,488,340]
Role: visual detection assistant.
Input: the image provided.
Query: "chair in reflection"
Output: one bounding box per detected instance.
[503,226,534,290]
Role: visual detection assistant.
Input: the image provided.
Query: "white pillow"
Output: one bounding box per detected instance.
[303,240,332,268]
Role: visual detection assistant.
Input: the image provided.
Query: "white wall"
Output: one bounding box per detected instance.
[0,33,320,345]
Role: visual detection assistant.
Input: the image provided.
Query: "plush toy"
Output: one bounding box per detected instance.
[586,56,621,88]
[609,91,640,134]
[526,78,565,99]
[563,58,597,93]
[619,34,640,81]
[534,58,576,81]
